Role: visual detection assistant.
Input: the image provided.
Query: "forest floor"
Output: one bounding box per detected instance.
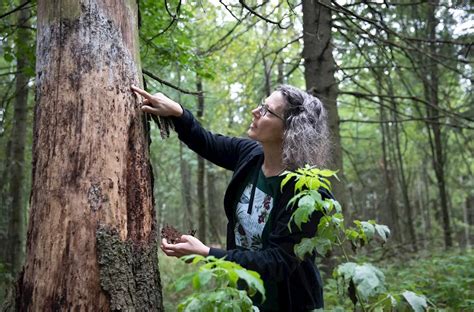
[159,248,474,311]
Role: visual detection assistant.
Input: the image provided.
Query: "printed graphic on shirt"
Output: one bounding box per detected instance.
[234,183,274,250]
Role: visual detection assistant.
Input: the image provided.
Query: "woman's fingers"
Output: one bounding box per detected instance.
[131,85,152,99]
[141,105,160,115]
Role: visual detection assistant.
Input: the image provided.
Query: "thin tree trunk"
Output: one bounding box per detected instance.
[262,53,272,96]
[6,4,31,276]
[180,142,193,230]
[196,77,206,243]
[422,160,432,248]
[0,138,12,268]
[466,194,474,249]
[207,167,223,245]
[378,100,400,242]
[14,1,163,310]
[302,0,349,218]
[277,59,284,85]
[390,95,417,252]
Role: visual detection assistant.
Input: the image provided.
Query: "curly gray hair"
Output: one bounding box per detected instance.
[276,85,331,170]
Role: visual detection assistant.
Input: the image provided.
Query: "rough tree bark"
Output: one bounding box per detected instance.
[13,1,163,310]
[6,3,32,276]
[302,0,349,216]
[196,77,207,243]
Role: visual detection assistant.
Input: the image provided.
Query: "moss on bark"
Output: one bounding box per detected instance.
[96,224,163,311]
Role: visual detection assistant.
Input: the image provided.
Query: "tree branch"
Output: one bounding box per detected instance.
[142,70,202,96]
[0,1,32,20]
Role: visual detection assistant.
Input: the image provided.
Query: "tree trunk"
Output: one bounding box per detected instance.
[424,0,452,248]
[262,52,272,96]
[196,77,207,243]
[277,59,284,85]
[6,4,32,277]
[378,100,400,242]
[302,0,348,217]
[390,95,417,252]
[422,160,432,248]
[0,137,12,269]
[466,193,474,249]
[14,1,163,310]
[180,142,194,230]
[207,166,223,246]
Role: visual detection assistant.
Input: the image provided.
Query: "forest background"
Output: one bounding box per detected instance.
[0,0,472,310]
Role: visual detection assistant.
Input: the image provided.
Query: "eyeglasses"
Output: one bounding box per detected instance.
[258,101,284,121]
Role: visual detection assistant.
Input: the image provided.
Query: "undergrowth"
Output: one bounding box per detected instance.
[323,248,474,311]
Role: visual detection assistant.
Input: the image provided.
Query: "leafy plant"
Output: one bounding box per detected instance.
[283,166,429,311]
[172,255,265,311]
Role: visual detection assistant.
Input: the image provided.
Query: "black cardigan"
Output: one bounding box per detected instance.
[171,109,325,311]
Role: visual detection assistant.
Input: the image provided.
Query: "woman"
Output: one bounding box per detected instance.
[131,84,331,311]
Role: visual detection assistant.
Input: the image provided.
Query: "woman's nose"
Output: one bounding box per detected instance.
[252,107,261,118]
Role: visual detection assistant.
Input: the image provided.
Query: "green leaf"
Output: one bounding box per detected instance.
[335,262,357,281]
[318,169,338,177]
[4,52,14,63]
[308,190,323,203]
[290,203,314,230]
[352,263,386,301]
[375,224,391,242]
[294,237,315,260]
[280,172,294,191]
[314,237,332,256]
[294,237,334,259]
[192,273,201,290]
[360,221,375,241]
[180,254,204,264]
[376,293,398,310]
[286,191,308,209]
[198,270,212,287]
[294,176,307,192]
[332,200,342,213]
[331,213,344,226]
[307,176,321,190]
[227,268,239,287]
[174,272,195,292]
[299,194,315,209]
[235,269,266,300]
[402,291,428,312]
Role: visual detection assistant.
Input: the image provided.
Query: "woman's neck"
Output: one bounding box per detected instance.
[262,143,285,177]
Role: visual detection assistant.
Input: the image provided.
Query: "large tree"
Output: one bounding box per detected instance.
[12,1,163,310]
[302,0,348,215]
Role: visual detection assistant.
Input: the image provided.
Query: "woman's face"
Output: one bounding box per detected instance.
[248,91,286,145]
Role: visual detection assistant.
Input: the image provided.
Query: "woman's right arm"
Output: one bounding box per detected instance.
[131,85,257,171]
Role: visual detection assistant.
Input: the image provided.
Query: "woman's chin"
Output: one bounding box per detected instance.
[247,128,257,139]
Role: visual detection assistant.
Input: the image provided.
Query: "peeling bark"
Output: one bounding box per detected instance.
[14,1,163,310]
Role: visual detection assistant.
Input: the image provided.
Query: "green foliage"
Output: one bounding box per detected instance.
[172,255,264,311]
[384,250,474,311]
[287,167,429,311]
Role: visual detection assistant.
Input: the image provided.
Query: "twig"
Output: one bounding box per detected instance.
[142,70,202,96]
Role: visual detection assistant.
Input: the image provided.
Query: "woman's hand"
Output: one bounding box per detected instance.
[131,85,183,117]
[161,235,210,258]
